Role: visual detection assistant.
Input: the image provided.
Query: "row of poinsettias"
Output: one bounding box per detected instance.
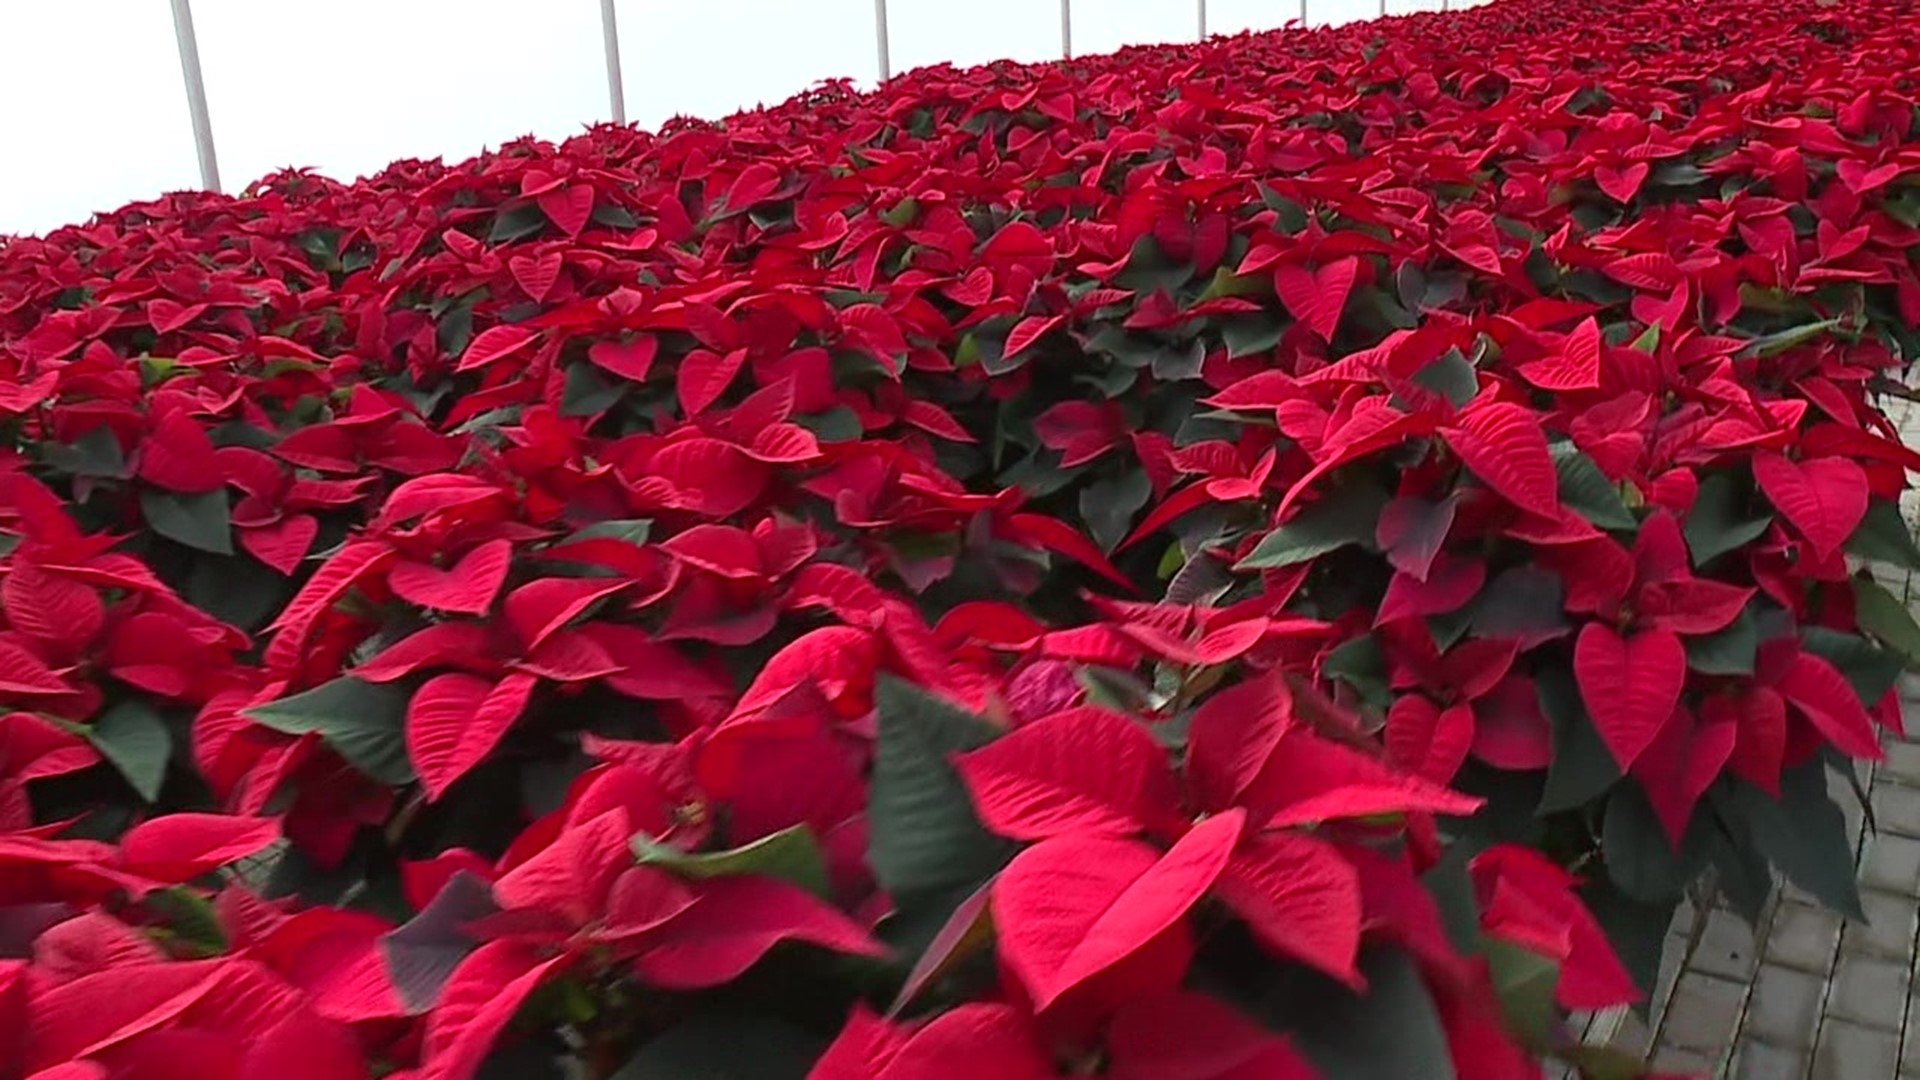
[0,420,1660,1078]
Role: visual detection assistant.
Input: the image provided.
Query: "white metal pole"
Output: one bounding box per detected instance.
[167,0,220,191]
[1198,0,1207,38]
[599,0,626,124]
[1060,0,1072,58]
[874,0,892,81]
[1299,0,1309,26]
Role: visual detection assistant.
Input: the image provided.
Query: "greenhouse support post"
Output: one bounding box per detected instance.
[168,0,220,192]
[600,0,626,124]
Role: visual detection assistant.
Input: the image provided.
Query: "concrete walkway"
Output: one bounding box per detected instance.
[1578,720,1920,1079]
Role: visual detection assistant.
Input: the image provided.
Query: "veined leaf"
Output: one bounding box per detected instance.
[1853,578,1920,670]
[1848,499,1920,571]
[141,489,233,555]
[246,676,416,785]
[1238,486,1390,569]
[868,677,1014,901]
[1551,442,1636,531]
[1685,472,1771,567]
[89,700,172,802]
[633,825,830,898]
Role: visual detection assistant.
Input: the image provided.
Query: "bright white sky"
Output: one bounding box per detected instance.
[0,0,1463,237]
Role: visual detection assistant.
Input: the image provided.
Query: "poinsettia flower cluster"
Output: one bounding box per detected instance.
[3,0,1919,1075]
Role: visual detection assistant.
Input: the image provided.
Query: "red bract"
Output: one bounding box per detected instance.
[5,0,1919,1075]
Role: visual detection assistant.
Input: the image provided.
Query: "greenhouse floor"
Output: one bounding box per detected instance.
[1579,713,1920,1079]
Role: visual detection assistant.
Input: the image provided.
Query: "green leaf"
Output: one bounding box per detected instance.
[1086,324,1160,370]
[1601,785,1691,903]
[488,203,548,244]
[592,203,640,230]
[1221,313,1287,359]
[1580,879,1681,1006]
[1322,635,1391,710]
[1410,348,1478,409]
[245,676,416,785]
[264,357,327,379]
[560,518,653,547]
[1628,322,1662,353]
[42,427,127,478]
[1352,284,1419,332]
[1537,666,1621,814]
[1741,318,1841,358]
[633,825,829,898]
[1417,269,1472,311]
[951,332,984,370]
[1236,487,1390,570]
[1470,566,1569,643]
[1685,605,1758,675]
[1395,261,1429,309]
[1551,443,1636,531]
[1258,186,1310,232]
[611,1015,826,1080]
[1198,267,1266,301]
[1703,811,1775,927]
[1080,469,1153,553]
[1716,764,1864,920]
[879,197,919,228]
[1078,666,1153,714]
[145,887,228,957]
[1854,578,1920,670]
[1150,340,1207,382]
[1427,605,1476,652]
[888,879,995,1014]
[1650,161,1711,188]
[139,356,189,388]
[186,552,290,632]
[438,302,479,357]
[867,677,1014,901]
[797,406,865,443]
[1885,188,1920,230]
[1800,628,1901,705]
[983,328,1029,374]
[1684,472,1770,567]
[1278,948,1458,1080]
[1420,849,1485,957]
[1154,540,1187,581]
[1486,938,1560,1051]
[140,489,233,555]
[1848,499,1920,571]
[89,700,172,802]
[1165,546,1233,606]
[560,362,625,417]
